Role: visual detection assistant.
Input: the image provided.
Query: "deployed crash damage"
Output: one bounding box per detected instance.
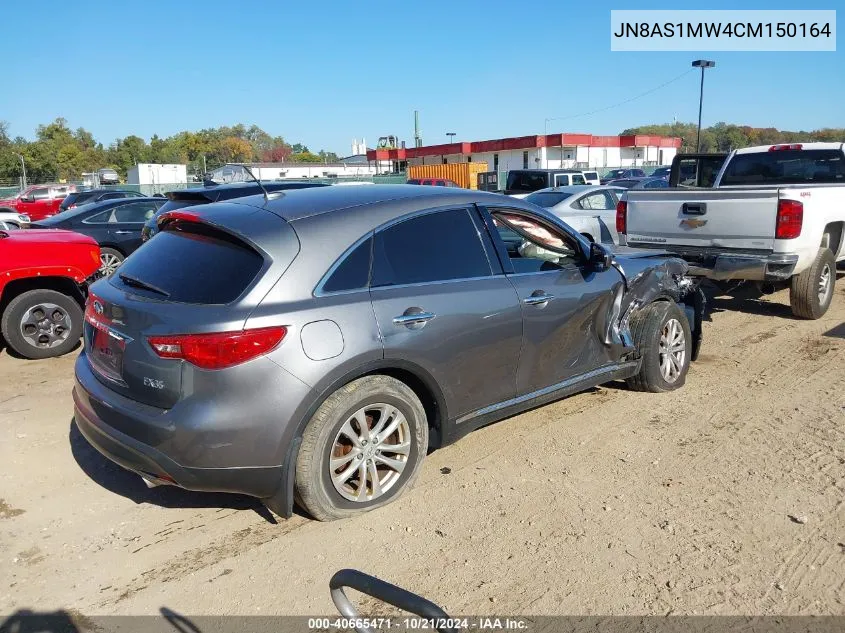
[610,248,705,363]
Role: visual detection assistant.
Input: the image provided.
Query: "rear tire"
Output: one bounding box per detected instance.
[1,289,83,359]
[99,247,124,277]
[294,375,428,521]
[790,247,835,319]
[626,301,691,393]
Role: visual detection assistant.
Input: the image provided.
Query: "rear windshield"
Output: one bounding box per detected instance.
[719,149,845,186]
[506,172,549,192]
[524,191,574,207]
[112,225,264,304]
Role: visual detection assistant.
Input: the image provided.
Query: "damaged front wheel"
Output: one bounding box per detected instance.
[626,301,691,393]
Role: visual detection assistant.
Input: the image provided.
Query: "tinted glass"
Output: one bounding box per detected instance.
[85,209,113,223]
[719,149,845,185]
[610,179,637,188]
[524,192,574,208]
[112,201,161,222]
[506,171,549,192]
[31,188,50,200]
[322,237,372,293]
[643,178,668,189]
[112,226,265,304]
[583,172,599,180]
[372,209,491,287]
[572,174,586,185]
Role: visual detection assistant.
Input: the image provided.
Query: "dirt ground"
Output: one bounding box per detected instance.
[1,281,844,618]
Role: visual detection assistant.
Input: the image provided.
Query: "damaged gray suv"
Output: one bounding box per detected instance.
[73,185,704,521]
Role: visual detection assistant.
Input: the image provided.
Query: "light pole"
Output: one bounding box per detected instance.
[692,60,715,151]
[446,132,456,145]
[16,154,26,190]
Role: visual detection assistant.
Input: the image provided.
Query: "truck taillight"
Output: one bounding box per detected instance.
[775,199,803,239]
[148,327,287,370]
[769,144,803,151]
[616,200,627,234]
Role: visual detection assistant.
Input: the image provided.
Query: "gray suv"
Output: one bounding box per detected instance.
[73,186,703,521]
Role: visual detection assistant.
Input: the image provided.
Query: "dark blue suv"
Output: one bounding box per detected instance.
[141,181,328,242]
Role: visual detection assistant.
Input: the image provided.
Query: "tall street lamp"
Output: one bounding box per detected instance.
[692,60,715,151]
[446,132,456,145]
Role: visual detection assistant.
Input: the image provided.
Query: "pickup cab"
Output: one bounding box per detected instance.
[619,143,845,319]
[0,184,76,221]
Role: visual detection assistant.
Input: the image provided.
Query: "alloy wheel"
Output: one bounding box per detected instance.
[658,318,686,384]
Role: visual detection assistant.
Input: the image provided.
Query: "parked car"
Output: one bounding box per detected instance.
[581,170,601,185]
[600,169,646,184]
[140,180,329,242]
[0,209,31,229]
[75,185,703,521]
[0,183,76,221]
[650,167,671,179]
[0,228,101,359]
[620,142,845,319]
[406,179,460,187]
[32,197,166,276]
[670,153,728,187]
[525,185,626,244]
[607,177,669,190]
[59,189,146,212]
[504,169,588,198]
[97,168,120,185]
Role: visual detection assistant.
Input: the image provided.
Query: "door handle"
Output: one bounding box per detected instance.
[681,202,706,215]
[523,292,554,306]
[113,230,133,234]
[393,311,436,328]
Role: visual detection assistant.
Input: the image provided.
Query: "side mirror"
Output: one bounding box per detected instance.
[589,242,613,272]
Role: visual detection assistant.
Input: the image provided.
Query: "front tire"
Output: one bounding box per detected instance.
[294,375,428,521]
[99,247,124,277]
[790,247,835,319]
[626,301,691,393]
[1,289,83,359]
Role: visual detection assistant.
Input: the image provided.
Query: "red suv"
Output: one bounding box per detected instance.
[0,228,101,359]
[0,184,77,221]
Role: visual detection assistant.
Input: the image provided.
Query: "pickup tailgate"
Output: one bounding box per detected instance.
[624,189,779,252]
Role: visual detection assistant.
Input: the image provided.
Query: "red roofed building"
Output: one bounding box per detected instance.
[366,133,682,173]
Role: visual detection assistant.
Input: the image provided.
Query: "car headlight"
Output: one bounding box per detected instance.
[18,214,30,222]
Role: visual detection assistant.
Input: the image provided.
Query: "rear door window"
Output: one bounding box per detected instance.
[111,226,265,304]
[572,174,586,185]
[372,208,491,287]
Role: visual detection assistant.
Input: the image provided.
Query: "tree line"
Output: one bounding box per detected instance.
[0,118,341,184]
[622,121,844,153]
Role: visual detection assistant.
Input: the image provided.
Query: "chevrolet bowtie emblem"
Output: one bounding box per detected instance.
[680,218,708,229]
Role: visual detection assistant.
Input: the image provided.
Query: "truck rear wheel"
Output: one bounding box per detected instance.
[1,289,83,359]
[789,247,835,319]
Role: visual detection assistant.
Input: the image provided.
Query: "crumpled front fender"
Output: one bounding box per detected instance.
[610,255,705,362]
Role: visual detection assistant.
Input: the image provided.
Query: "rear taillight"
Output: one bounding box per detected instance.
[158,210,202,228]
[769,144,803,151]
[775,199,803,239]
[148,327,287,370]
[616,200,627,234]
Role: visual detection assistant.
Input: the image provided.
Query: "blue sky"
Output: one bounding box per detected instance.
[1,0,840,154]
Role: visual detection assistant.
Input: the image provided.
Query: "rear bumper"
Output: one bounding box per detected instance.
[73,353,285,500]
[681,253,799,282]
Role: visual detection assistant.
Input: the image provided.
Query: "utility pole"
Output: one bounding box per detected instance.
[16,154,26,190]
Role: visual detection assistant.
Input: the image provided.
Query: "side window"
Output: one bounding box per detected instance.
[321,237,372,294]
[85,209,114,224]
[491,211,581,274]
[111,201,158,223]
[572,174,586,185]
[372,209,491,287]
[577,191,614,211]
[30,188,50,201]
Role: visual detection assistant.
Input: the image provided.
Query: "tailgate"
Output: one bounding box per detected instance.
[624,189,779,251]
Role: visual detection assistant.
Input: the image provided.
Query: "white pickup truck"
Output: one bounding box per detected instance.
[619,143,845,319]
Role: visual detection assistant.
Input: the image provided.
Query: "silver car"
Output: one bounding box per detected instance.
[0,209,31,229]
[525,185,625,244]
[74,186,704,521]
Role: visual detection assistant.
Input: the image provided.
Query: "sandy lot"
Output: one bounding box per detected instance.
[1,282,843,618]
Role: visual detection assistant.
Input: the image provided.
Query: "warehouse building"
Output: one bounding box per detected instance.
[366,133,682,173]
